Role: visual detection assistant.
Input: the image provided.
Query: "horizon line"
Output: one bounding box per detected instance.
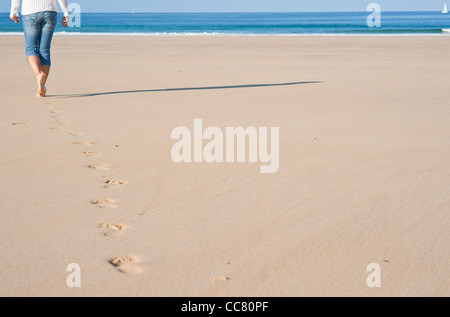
[0,10,447,14]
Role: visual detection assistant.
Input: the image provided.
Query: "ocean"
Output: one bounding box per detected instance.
[1,12,450,36]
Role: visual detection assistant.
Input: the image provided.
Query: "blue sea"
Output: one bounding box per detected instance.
[1,12,450,35]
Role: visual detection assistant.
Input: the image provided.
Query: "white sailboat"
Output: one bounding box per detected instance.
[442,3,448,13]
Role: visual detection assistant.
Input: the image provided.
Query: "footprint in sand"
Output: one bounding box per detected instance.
[52,115,65,118]
[90,198,116,208]
[50,110,61,114]
[55,120,70,125]
[69,132,86,137]
[104,180,127,188]
[99,222,127,236]
[12,121,30,125]
[73,141,93,146]
[88,163,109,171]
[109,256,143,274]
[208,276,231,294]
[49,126,65,131]
[213,276,230,282]
[84,151,101,157]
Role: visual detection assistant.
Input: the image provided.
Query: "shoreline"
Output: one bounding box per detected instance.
[1,32,450,37]
[0,32,450,38]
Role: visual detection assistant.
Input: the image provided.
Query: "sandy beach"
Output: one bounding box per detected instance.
[0,35,449,296]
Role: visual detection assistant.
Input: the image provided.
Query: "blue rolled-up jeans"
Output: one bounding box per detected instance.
[22,11,57,66]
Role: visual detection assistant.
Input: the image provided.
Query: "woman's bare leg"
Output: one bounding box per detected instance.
[40,65,51,91]
[27,55,47,97]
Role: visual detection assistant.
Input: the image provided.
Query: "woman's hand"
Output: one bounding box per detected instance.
[10,15,19,23]
[62,16,69,27]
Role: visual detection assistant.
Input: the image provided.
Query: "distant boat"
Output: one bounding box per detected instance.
[443,3,448,13]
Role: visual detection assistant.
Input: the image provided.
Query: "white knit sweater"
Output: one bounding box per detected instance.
[10,0,69,17]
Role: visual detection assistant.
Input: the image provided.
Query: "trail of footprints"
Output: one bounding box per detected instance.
[41,101,230,283]
[10,100,234,285]
[42,100,142,274]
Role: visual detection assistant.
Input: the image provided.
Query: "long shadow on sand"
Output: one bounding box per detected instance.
[47,81,321,98]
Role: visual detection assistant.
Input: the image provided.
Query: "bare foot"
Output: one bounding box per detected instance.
[37,73,47,98]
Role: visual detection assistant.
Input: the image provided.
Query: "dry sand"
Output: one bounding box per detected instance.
[0,35,449,296]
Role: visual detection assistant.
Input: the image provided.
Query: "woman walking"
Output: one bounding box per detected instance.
[10,0,70,97]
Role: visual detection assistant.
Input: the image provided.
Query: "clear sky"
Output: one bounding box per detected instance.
[1,0,447,13]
